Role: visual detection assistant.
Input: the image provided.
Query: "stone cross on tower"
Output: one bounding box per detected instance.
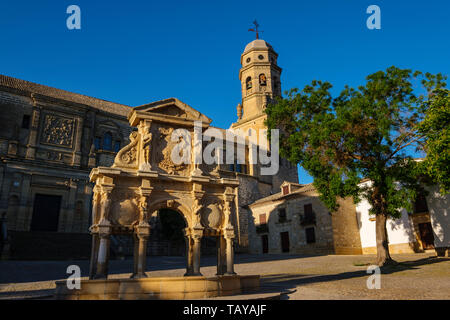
[248,20,263,39]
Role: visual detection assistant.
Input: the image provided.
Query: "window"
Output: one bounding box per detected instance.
[259,214,267,225]
[246,77,252,90]
[305,227,316,244]
[301,204,316,225]
[103,132,112,151]
[282,185,289,195]
[94,137,101,150]
[22,115,30,129]
[259,73,267,86]
[304,204,313,219]
[228,162,247,174]
[114,140,121,152]
[414,193,429,213]
[278,208,287,223]
[258,54,264,60]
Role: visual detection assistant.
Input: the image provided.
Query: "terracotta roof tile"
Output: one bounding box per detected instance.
[0,74,132,116]
[250,183,317,206]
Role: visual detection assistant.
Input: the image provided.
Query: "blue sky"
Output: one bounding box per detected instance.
[1,0,449,183]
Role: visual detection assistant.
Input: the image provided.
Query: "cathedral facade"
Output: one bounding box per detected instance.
[0,38,298,259]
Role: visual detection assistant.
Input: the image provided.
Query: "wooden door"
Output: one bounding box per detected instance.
[419,223,435,250]
[261,235,268,254]
[280,232,290,253]
[30,194,62,232]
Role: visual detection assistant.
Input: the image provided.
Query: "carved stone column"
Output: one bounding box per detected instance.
[191,189,205,229]
[25,102,41,160]
[222,190,235,229]
[88,187,101,279]
[191,121,204,176]
[72,116,83,167]
[191,227,204,276]
[183,228,194,276]
[95,223,112,279]
[138,120,153,172]
[224,227,236,275]
[88,144,96,168]
[132,223,150,278]
[89,232,99,280]
[132,234,139,277]
[216,235,227,275]
[65,179,78,232]
[98,187,113,224]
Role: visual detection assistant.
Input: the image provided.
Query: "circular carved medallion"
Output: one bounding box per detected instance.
[111,199,139,226]
[201,203,222,229]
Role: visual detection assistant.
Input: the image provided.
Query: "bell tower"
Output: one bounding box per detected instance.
[231,38,282,134]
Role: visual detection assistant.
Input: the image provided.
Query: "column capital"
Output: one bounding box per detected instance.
[98,224,112,238]
[135,223,151,238]
[223,227,235,240]
[192,227,204,240]
[183,227,192,237]
[223,193,235,203]
[100,185,114,195]
[138,185,153,197]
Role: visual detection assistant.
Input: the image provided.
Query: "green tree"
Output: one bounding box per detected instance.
[419,88,450,193]
[265,66,447,266]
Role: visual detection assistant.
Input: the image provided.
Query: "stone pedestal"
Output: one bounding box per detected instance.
[55,275,261,300]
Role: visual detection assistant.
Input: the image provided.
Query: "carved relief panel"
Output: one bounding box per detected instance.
[154,124,190,176]
[201,202,223,230]
[109,189,140,226]
[40,114,75,148]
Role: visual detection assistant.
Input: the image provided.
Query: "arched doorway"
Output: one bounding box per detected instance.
[150,208,186,256]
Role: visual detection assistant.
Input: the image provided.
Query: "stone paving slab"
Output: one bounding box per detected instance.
[0,253,449,300]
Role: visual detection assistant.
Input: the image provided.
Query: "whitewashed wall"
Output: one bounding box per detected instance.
[356,181,415,249]
[427,186,450,250]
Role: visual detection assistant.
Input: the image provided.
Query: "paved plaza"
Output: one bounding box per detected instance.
[0,252,449,300]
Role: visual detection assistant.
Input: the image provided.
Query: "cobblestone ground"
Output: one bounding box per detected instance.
[0,252,448,300]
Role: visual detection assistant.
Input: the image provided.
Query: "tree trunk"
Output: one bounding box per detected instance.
[375,213,396,266]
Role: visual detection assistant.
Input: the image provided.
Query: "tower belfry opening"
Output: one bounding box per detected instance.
[231,32,282,137]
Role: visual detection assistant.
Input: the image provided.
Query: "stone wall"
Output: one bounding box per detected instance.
[235,174,272,252]
[0,81,131,236]
[331,197,363,255]
[248,191,335,255]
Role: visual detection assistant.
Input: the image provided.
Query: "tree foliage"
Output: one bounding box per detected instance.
[419,88,450,193]
[265,66,447,265]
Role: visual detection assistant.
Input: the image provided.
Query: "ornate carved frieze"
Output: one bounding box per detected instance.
[112,131,139,169]
[40,114,75,148]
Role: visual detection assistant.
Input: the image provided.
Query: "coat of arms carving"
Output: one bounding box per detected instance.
[41,114,75,147]
[157,126,189,175]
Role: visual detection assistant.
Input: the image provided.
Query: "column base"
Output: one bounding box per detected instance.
[225,272,237,276]
[184,272,203,277]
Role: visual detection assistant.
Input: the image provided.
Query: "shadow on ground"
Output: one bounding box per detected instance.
[0,253,323,284]
[260,256,450,299]
[1,255,448,300]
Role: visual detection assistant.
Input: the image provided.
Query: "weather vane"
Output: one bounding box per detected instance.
[248,20,263,39]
